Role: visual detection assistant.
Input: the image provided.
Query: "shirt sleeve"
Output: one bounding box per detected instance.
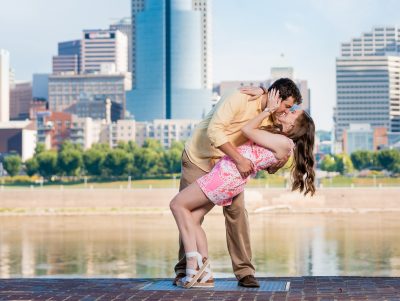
[207,91,247,148]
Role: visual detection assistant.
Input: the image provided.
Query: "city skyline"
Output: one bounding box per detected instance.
[2,0,400,130]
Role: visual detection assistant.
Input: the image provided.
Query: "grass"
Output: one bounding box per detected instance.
[1,175,399,189]
[320,176,400,187]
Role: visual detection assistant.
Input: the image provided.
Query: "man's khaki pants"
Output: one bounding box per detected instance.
[174,150,255,280]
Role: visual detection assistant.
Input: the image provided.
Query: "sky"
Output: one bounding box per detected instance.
[1,0,400,130]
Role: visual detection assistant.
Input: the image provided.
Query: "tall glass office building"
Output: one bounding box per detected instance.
[334,27,400,145]
[126,0,212,121]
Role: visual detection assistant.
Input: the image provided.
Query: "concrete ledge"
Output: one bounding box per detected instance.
[0,187,399,215]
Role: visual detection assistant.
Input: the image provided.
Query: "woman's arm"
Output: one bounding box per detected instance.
[241,111,291,160]
[241,89,292,160]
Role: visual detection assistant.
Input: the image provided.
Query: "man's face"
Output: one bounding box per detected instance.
[275,96,295,115]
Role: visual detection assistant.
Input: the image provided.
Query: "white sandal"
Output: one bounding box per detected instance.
[178,252,209,289]
[193,257,214,288]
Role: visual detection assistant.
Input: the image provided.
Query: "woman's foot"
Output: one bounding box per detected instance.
[192,257,214,288]
[179,252,209,289]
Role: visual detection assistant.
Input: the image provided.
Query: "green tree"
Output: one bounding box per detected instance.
[351,150,375,170]
[320,154,336,172]
[163,141,184,174]
[58,148,83,176]
[36,151,58,180]
[377,149,400,172]
[57,141,83,177]
[34,143,45,155]
[164,148,182,174]
[142,139,164,152]
[335,153,354,175]
[83,148,107,176]
[25,158,38,177]
[134,147,166,178]
[59,140,83,152]
[91,143,110,152]
[103,148,131,177]
[170,140,185,152]
[3,155,22,177]
[129,139,167,178]
[116,140,139,153]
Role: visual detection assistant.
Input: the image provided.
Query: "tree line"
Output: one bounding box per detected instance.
[3,143,400,179]
[320,149,400,174]
[2,139,184,180]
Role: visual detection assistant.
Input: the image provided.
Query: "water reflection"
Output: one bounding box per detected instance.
[0,213,399,278]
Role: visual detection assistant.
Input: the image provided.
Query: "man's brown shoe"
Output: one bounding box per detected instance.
[172,273,186,286]
[238,275,260,288]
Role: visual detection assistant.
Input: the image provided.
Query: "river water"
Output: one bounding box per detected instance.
[0,213,399,278]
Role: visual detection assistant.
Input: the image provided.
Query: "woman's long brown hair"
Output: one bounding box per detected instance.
[261,111,316,196]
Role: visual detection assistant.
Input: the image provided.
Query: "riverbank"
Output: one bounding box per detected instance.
[0,187,399,215]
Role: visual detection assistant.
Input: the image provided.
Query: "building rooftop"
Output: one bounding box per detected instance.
[0,120,32,129]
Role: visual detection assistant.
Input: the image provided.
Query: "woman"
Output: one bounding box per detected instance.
[169,89,316,288]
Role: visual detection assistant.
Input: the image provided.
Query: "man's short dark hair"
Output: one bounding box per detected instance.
[268,78,302,104]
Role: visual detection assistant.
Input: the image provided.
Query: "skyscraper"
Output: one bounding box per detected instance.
[192,0,212,89]
[48,73,128,113]
[334,27,400,146]
[53,40,81,74]
[32,74,49,100]
[52,55,79,74]
[131,0,145,88]
[110,18,132,73]
[0,49,10,122]
[10,82,32,120]
[127,0,212,121]
[81,29,128,73]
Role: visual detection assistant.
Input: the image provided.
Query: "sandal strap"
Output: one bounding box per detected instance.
[198,261,212,283]
[183,252,202,285]
[185,268,197,277]
[200,271,212,283]
[183,255,210,288]
[185,251,198,258]
[185,251,203,269]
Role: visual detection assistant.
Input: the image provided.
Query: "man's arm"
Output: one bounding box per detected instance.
[207,91,255,177]
[218,142,254,178]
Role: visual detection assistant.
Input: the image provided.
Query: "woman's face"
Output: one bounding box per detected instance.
[276,109,303,133]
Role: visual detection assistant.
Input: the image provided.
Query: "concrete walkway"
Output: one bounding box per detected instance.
[1,277,400,300]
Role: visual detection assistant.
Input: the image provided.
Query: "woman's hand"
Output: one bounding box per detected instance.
[265,88,281,113]
[239,86,265,101]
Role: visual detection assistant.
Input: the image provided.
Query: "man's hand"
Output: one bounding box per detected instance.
[266,153,289,174]
[235,157,255,178]
[217,143,255,178]
[239,86,264,101]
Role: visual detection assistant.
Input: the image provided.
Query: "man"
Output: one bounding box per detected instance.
[174,78,302,287]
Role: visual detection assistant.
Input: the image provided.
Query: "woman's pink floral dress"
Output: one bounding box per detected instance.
[197,140,294,206]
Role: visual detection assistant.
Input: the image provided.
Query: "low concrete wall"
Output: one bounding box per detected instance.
[249,187,400,212]
[0,187,399,214]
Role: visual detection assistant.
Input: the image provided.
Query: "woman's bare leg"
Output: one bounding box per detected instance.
[170,182,213,268]
[191,202,214,258]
